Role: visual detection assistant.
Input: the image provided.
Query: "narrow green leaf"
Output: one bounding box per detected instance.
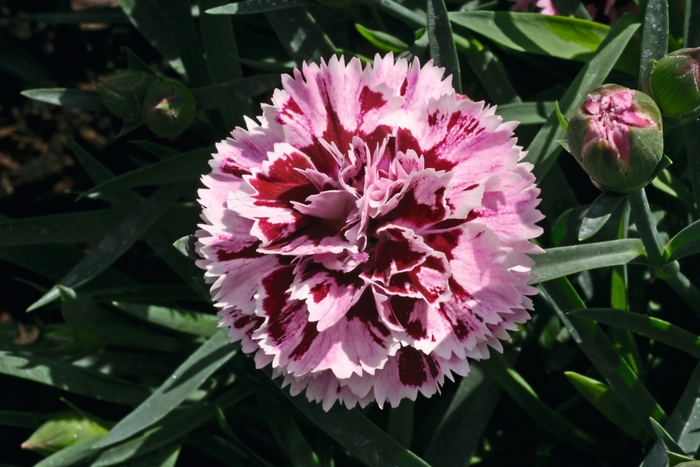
[158,0,209,88]
[192,75,280,111]
[530,239,646,284]
[638,0,668,87]
[88,285,199,303]
[497,101,554,125]
[464,48,521,104]
[539,278,667,432]
[554,100,568,131]
[200,0,253,129]
[565,371,647,441]
[129,141,179,159]
[33,435,104,467]
[284,389,431,467]
[449,12,609,61]
[649,417,685,454]
[665,219,700,262]
[651,169,698,217]
[117,0,185,75]
[27,9,129,24]
[264,7,337,65]
[422,361,502,466]
[569,308,700,359]
[28,182,191,311]
[0,352,149,406]
[686,0,700,47]
[355,24,409,53]
[258,393,320,467]
[427,0,461,93]
[112,301,217,337]
[206,0,313,15]
[21,89,107,112]
[79,148,212,199]
[578,193,627,241]
[482,352,603,450]
[522,14,640,180]
[387,400,414,448]
[94,330,237,449]
[90,386,251,467]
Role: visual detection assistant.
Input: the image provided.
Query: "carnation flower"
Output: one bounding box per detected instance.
[196,54,543,410]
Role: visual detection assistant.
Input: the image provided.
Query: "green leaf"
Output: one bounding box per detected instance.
[93,330,238,449]
[564,371,647,441]
[427,0,461,93]
[497,101,554,125]
[638,0,668,87]
[258,393,320,467]
[482,352,603,450]
[33,435,104,467]
[192,74,280,111]
[79,148,212,199]
[387,400,414,448]
[651,168,698,217]
[264,7,337,65]
[355,24,409,53]
[284,389,431,467]
[522,14,640,180]
[206,0,313,15]
[578,193,627,241]
[422,361,503,466]
[448,12,609,61]
[90,386,250,467]
[21,89,107,112]
[686,0,700,47]
[27,181,191,311]
[530,239,646,284]
[649,417,685,454]
[117,0,185,75]
[112,302,219,337]
[665,219,700,262]
[538,278,667,433]
[0,351,149,406]
[569,308,700,359]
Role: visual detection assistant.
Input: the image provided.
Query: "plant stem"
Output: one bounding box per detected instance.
[629,188,700,319]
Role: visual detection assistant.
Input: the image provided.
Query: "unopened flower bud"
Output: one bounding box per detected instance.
[643,47,700,123]
[97,71,155,123]
[142,78,196,137]
[21,410,110,455]
[567,84,664,194]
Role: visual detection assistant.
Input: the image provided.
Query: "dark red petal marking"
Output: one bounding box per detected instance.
[398,347,438,387]
[359,86,387,114]
[389,295,427,339]
[261,266,306,345]
[377,185,448,230]
[345,287,391,345]
[423,112,485,171]
[290,322,320,360]
[400,78,408,97]
[233,314,264,330]
[424,229,460,261]
[396,128,422,156]
[216,242,263,262]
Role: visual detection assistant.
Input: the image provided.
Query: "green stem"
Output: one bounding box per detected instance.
[629,188,664,272]
[629,188,700,319]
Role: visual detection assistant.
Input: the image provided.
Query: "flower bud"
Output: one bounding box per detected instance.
[643,47,700,123]
[96,71,155,123]
[142,78,196,137]
[21,410,110,455]
[566,84,664,194]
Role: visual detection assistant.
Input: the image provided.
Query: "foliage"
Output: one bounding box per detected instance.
[3,0,700,465]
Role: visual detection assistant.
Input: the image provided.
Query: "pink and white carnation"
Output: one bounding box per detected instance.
[196,54,543,410]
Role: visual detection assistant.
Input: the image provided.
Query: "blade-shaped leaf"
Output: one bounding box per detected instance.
[638,0,668,87]
[79,148,212,199]
[0,351,149,406]
[539,278,667,432]
[206,0,313,15]
[665,220,700,262]
[33,435,105,467]
[0,411,48,429]
[497,101,555,125]
[191,74,280,111]
[111,302,218,337]
[90,386,250,467]
[21,89,107,112]
[569,308,700,359]
[355,24,409,53]
[422,361,503,466]
[522,14,640,180]
[565,371,647,441]
[649,417,685,454]
[28,181,191,311]
[427,0,461,93]
[93,330,238,449]
[264,7,336,65]
[578,192,627,241]
[284,389,431,467]
[530,239,646,284]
